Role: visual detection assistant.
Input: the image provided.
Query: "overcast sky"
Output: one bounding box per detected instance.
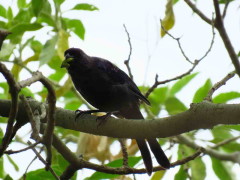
[1,0,240,179]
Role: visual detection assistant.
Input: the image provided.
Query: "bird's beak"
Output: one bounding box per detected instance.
[61,57,74,68]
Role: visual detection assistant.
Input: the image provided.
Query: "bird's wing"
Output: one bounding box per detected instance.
[92,57,150,105]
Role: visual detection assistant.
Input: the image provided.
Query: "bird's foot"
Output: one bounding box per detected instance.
[75,109,101,121]
[96,112,112,127]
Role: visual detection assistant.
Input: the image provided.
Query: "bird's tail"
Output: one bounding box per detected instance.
[118,104,170,175]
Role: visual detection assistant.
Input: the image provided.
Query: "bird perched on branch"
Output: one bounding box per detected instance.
[61,48,170,175]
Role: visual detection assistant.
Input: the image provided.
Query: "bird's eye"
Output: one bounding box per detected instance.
[65,53,71,59]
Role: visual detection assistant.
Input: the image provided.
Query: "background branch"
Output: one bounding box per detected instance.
[123,24,133,80]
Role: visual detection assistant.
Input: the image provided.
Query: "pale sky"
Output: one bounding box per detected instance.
[1,0,240,179]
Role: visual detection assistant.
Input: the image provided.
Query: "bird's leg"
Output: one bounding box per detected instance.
[75,109,101,121]
[96,112,113,127]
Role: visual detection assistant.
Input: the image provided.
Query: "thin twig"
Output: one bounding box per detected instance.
[0,62,20,157]
[184,0,212,25]
[199,17,216,61]
[146,19,215,98]
[176,134,240,163]
[39,73,56,169]
[23,145,45,180]
[5,141,40,155]
[28,141,60,180]
[145,60,199,98]
[0,59,34,74]
[204,71,235,101]
[20,95,41,140]
[222,1,230,19]
[119,139,129,167]
[123,24,134,80]
[212,135,240,149]
[160,19,192,64]
[51,131,201,175]
[19,71,56,168]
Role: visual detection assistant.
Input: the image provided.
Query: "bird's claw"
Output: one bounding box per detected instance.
[96,112,112,128]
[75,110,99,121]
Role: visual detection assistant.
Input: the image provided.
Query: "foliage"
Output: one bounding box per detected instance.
[0,0,239,179]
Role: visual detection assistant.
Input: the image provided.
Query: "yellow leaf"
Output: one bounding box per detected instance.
[11,63,21,81]
[150,170,166,180]
[23,53,39,65]
[57,29,69,60]
[161,0,175,37]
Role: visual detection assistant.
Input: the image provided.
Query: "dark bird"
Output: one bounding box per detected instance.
[61,48,170,175]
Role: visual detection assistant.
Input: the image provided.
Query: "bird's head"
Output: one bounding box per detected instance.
[61,48,86,69]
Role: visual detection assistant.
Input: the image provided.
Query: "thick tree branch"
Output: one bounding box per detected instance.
[1,99,240,140]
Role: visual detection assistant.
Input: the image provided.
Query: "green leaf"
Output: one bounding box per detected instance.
[3,175,13,180]
[14,9,32,23]
[174,166,188,180]
[31,40,43,53]
[161,0,175,37]
[41,0,52,15]
[32,0,51,17]
[32,0,43,16]
[211,157,233,180]
[213,92,240,103]
[165,97,187,115]
[64,18,85,40]
[0,5,7,18]
[20,87,34,97]
[26,165,61,179]
[17,0,27,9]
[219,0,234,4]
[72,3,99,11]
[192,79,212,103]
[169,73,198,96]
[48,55,63,71]
[190,157,206,180]
[211,126,240,153]
[6,155,19,171]
[7,7,13,21]
[54,0,64,7]
[38,12,55,27]
[148,86,168,115]
[211,126,232,143]
[0,21,6,29]
[39,36,58,66]
[64,98,81,110]
[181,145,206,180]
[8,23,43,38]
[8,23,43,44]
[86,157,141,180]
[0,43,15,59]
[55,153,68,172]
[48,70,65,82]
